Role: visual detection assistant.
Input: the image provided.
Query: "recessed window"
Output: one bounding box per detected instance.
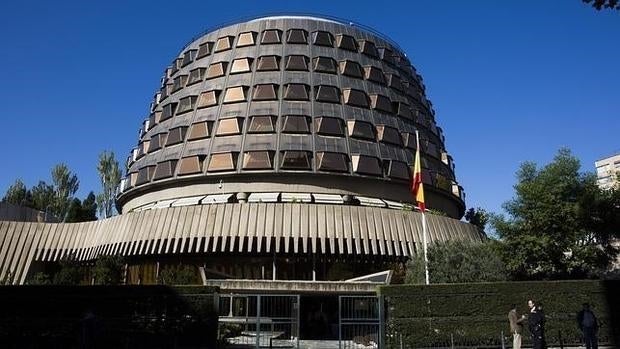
[379,47,395,64]
[352,155,382,176]
[387,160,410,180]
[153,160,178,180]
[312,31,334,47]
[135,166,156,186]
[286,29,308,44]
[313,57,337,74]
[336,34,358,51]
[342,89,369,108]
[347,120,375,141]
[176,95,197,114]
[160,83,171,100]
[339,60,363,78]
[253,84,279,101]
[359,40,379,57]
[172,75,188,92]
[283,84,309,101]
[166,126,188,146]
[148,133,167,152]
[214,36,234,52]
[386,73,404,91]
[230,58,253,74]
[206,62,228,79]
[364,66,386,85]
[316,152,348,172]
[170,58,182,76]
[281,115,310,134]
[248,115,276,133]
[181,49,197,67]
[285,55,309,71]
[237,31,257,47]
[401,132,417,150]
[223,86,248,103]
[315,117,344,136]
[208,152,238,172]
[188,121,212,141]
[137,140,149,159]
[256,55,280,71]
[187,68,206,85]
[426,141,439,158]
[178,156,203,176]
[160,102,177,122]
[315,85,340,103]
[376,125,402,146]
[280,151,311,170]
[243,151,273,170]
[196,42,213,59]
[216,117,243,136]
[261,29,282,44]
[370,94,392,113]
[393,102,413,119]
[197,90,220,109]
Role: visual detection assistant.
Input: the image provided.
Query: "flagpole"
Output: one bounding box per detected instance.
[415,130,430,285]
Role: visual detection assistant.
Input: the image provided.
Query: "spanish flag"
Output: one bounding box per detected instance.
[411,131,425,212]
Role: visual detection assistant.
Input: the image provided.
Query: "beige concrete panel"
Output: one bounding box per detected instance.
[157,208,175,254]
[165,207,184,254]
[255,203,267,253]
[379,209,393,256]
[365,208,378,255]
[281,204,292,254]
[0,221,17,269]
[177,205,196,253]
[372,208,386,255]
[48,222,67,261]
[203,205,218,252]
[220,204,234,253]
[273,204,283,253]
[300,204,309,253]
[19,222,47,284]
[316,204,327,254]
[187,205,204,253]
[7,222,33,283]
[171,206,188,254]
[128,211,148,255]
[0,221,10,252]
[331,205,341,255]
[308,204,317,254]
[342,205,353,255]
[0,222,21,279]
[264,204,276,253]
[394,211,408,257]
[291,204,300,254]
[351,207,362,255]
[358,207,370,255]
[195,205,210,252]
[211,205,225,252]
[137,209,156,254]
[34,223,52,261]
[152,208,170,254]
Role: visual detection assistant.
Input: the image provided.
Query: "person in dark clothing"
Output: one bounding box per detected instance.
[577,303,599,349]
[527,299,546,349]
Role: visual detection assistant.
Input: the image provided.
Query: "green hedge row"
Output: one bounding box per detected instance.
[378,280,619,348]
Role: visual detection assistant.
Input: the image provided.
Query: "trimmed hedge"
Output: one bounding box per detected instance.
[0,285,219,348]
[378,280,619,348]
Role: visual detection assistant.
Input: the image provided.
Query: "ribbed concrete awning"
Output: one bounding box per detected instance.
[0,203,483,284]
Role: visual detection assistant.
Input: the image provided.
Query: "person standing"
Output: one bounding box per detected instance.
[577,303,599,349]
[527,299,546,349]
[508,304,526,349]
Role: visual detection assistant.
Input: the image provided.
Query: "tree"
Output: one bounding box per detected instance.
[465,207,489,232]
[158,264,200,285]
[80,191,98,221]
[405,239,508,284]
[92,255,125,285]
[2,179,31,206]
[53,254,83,285]
[582,0,620,10]
[30,180,55,214]
[492,148,619,280]
[96,151,121,219]
[51,163,80,221]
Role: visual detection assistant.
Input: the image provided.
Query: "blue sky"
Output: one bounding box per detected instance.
[0,0,618,217]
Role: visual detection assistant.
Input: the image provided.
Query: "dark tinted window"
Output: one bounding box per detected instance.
[187,68,206,85]
[281,115,310,134]
[208,153,238,172]
[177,95,197,114]
[178,156,203,175]
[352,155,382,176]
[342,89,369,108]
[280,151,311,170]
[286,29,308,44]
[313,57,337,74]
[206,62,228,79]
[243,151,273,170]
[315,85,340,103]
[188,121,211,141]
[197,90,220,108]
[364,66,386,85]
[256,55,280,71]
[197,42,213,59]
[153,160,177,180]
[359,40,379,57]
[336,34,358,51]
[261,29,282,44]
[253,84,279,101]
[283,84,309,101]
[347,120,375,141]
[312,31,334,47]
[370,94,392,113]
[316,152,348,172]
[166,126,188,146]
[248,115,276,133]
[339,60,363,78]
[315,117,344,136]
[214,36,234,52]
[376,125,402,145]
[285,55,309,71]
[181,49,197,67]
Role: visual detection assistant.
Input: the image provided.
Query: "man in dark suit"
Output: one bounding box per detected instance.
[577,303,599,349]
[527,299,546,349]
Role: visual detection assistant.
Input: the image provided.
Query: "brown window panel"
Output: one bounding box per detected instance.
[313,57,337,74]
[214,36,234,53]
[364,66,386,85]
[369,94,393,113]
[359,40,379,57]
[135,166,156,186]
[387,160,410,180]
[386,73,404,91]
[153,160,178,180]
[256,55,280,71]
[181,49,197,67]
[216,117,243,136]
[347,120,375,141]
[148,133,167,152]
[178,156,203,176]
[248,115,276,133]
[206,62,228,79]
[196,42,213,59]
[243,151,273,170]
[237,31,257,47]
[176,95,197,114]
[172,75,188,92]
[223,86,248,104]
[188,121,211,141]
[286,29,308,44]
[376,125,402,146]
[208,152,238,172]
[197,90,220,109]
[336,34,358,51]
[230,58,253,74]
[342,89,369,108]
[352,155,382,176]
[281,115,310,134]
[312,31,334,47]
[280,151,311,170]
[283,84,309,101]
[160,102,177,122]
[401,132,417,150]
[285,55,309,71]
[315,116,344,136]
[394,102,413,119]
[166,126,188,146]
[253,84,279,101]
[261,29,282,44]
[187,68,206,85]
[316,152,348,172]
[315,85,340,103]
[379,47,395,65]
[339,60,363,78]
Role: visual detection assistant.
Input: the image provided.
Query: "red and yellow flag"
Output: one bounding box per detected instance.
[411,132,425,212]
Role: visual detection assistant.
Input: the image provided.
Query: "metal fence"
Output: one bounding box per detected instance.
[339,296,382,349]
